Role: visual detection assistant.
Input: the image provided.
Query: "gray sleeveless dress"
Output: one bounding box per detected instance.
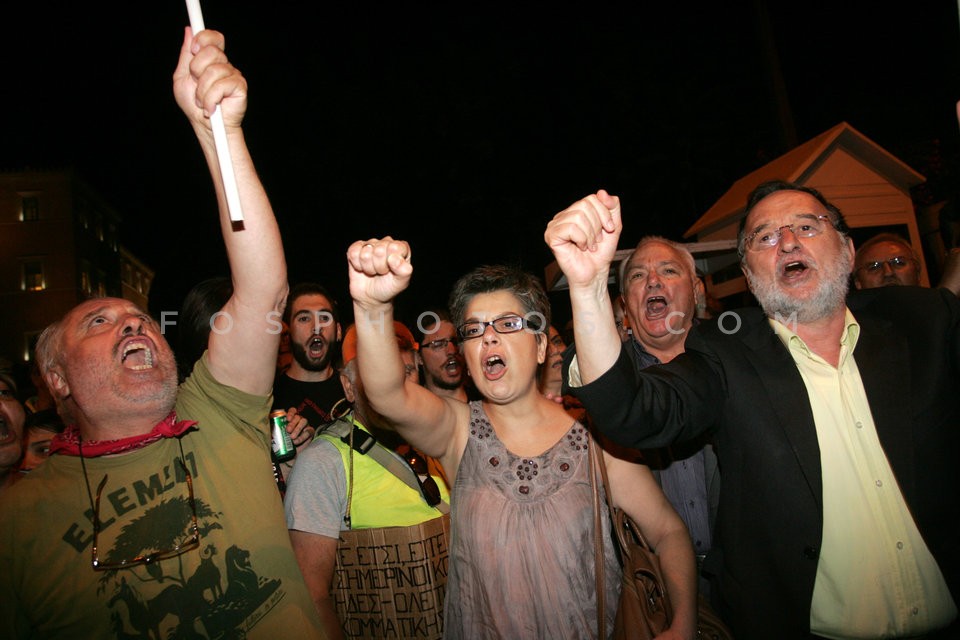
[443,401,621,639]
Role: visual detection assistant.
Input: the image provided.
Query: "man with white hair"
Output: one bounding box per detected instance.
[616,235,720,587]
[853,232,922,290]
[546,181,959,639]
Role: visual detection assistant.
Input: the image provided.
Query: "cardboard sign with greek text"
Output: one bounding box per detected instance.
[334,514,450,639]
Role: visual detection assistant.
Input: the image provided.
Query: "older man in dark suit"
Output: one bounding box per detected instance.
[545,181,959,639]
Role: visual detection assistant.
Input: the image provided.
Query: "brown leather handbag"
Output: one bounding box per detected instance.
[590,436,734,640]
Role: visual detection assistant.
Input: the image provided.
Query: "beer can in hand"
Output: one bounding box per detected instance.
[270,410,296,463]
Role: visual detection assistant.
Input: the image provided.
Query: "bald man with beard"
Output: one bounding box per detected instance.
[0,29,324,639]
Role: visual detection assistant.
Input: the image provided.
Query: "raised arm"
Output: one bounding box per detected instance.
[346,238,467,464]
[543,190,623,383]
[173,28,287,394]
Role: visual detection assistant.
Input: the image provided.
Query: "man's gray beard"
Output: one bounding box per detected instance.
[117,376,178,411]
[113,360,179,416]
[745,248,853,324]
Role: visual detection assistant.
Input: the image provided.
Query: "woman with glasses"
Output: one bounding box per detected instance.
[346,238,696,640]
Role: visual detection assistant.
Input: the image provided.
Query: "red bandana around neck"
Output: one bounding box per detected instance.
[50,411,198,457]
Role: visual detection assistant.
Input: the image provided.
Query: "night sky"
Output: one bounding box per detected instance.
[5,1,960,329]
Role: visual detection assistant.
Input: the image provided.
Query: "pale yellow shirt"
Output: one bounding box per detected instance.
[771,310,956,639]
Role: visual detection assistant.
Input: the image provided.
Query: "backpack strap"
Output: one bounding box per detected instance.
[318,416,450,518]
[321,417,376,454]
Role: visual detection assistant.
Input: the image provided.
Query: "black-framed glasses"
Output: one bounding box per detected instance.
[743,214,834,252]
[457,315,541,340]
[403,450,442,507]
[81,446,200,571]
[857,256,915,273]
[420,336,460,351]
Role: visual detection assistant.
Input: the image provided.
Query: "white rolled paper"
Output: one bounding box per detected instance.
[185,0,245,223]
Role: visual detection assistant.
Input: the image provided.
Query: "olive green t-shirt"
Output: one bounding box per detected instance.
[0,354,323,639]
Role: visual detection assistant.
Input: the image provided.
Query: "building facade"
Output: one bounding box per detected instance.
[0,169,153,366]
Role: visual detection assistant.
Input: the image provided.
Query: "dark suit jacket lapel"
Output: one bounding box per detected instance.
[852,314,915,493]
[739,313,823,509]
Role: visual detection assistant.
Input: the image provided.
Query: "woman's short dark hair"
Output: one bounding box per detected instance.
[448,264,550,335]
[25,408,65,435]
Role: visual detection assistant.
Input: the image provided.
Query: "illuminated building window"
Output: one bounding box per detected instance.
[20,195,40,222]
[21,260,45,291]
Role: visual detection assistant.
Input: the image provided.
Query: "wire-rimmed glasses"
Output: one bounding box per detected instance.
[743,214,834,253]
[857,256,915,273]
[82,451,200,571]
[420,336,460,351]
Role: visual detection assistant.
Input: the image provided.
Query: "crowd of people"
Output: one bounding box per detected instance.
[1,23,958,640]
